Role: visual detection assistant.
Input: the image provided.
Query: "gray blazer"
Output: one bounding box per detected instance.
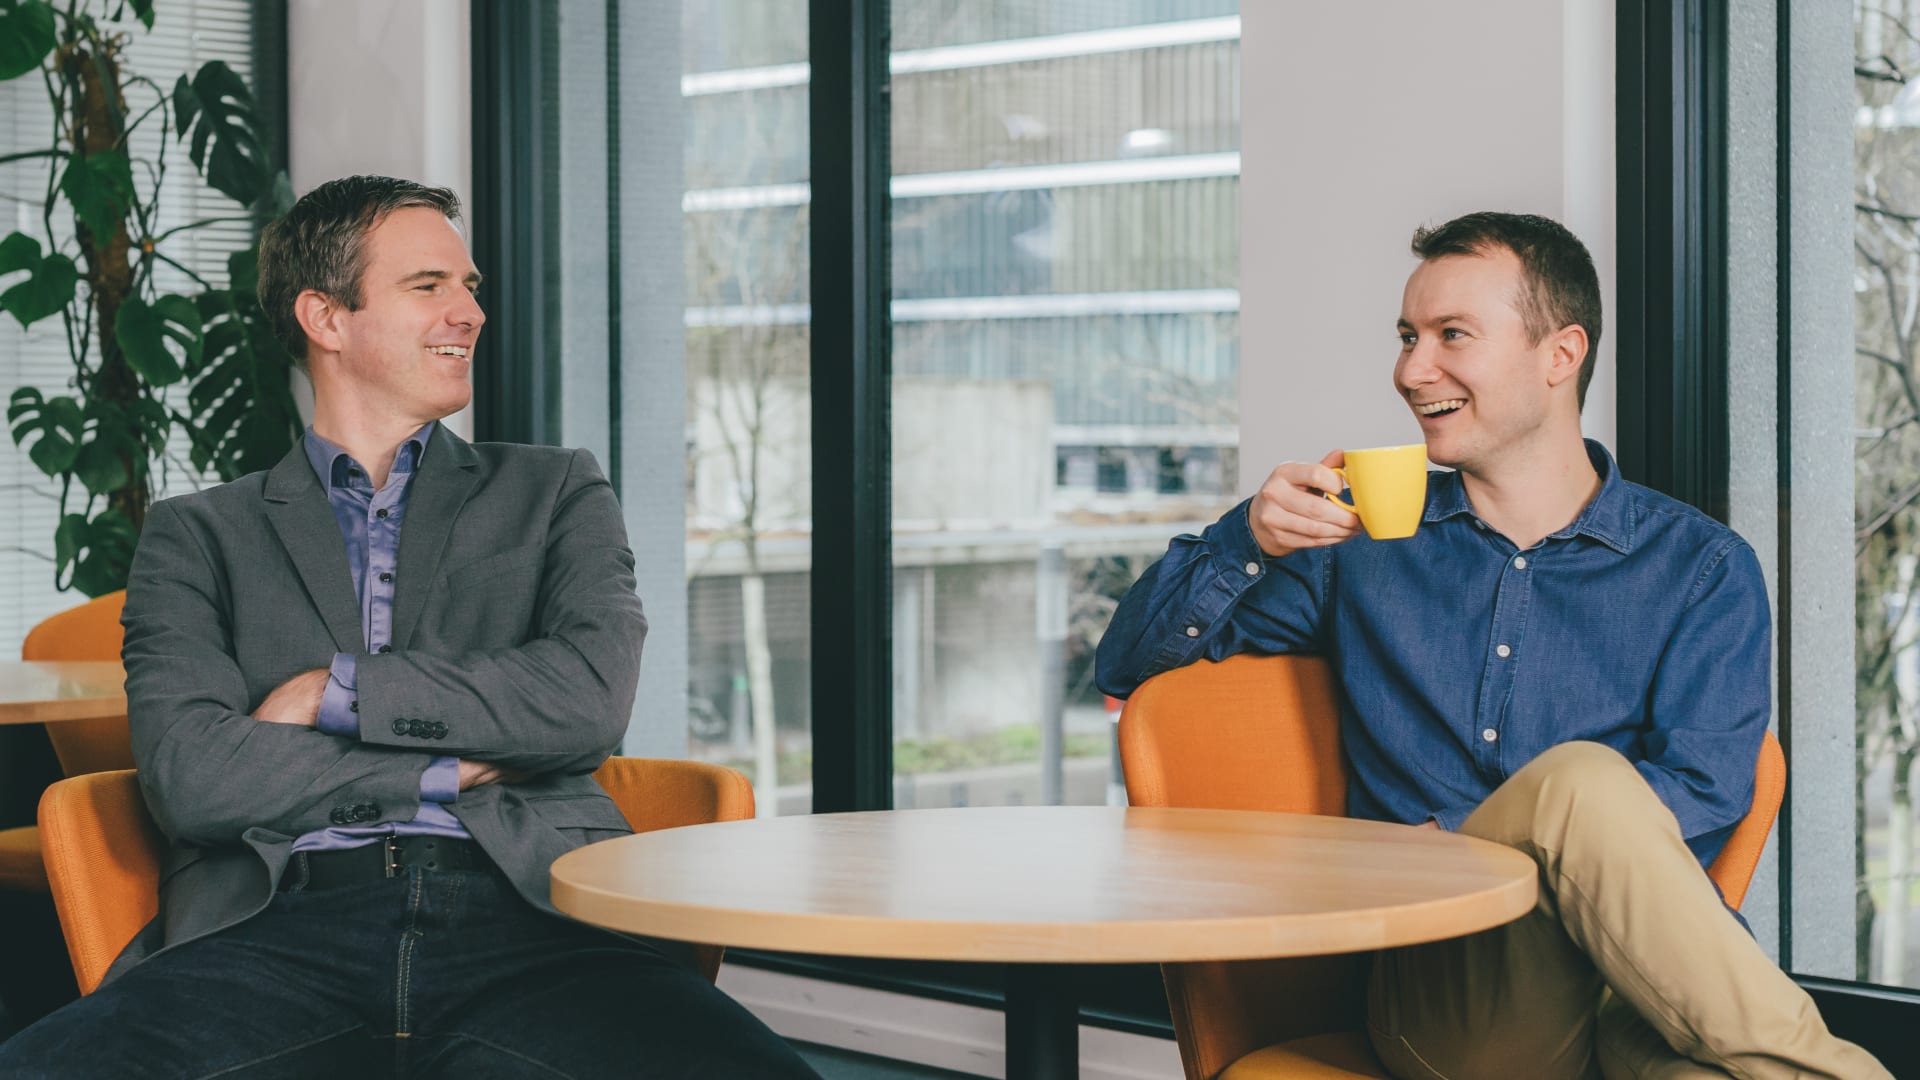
[110,424,645,982]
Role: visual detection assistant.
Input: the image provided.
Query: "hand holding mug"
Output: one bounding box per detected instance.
[1248,450,1365,558]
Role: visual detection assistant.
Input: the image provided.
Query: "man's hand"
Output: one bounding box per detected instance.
[457,759,530,790]
[251,669,330,727]
[1248,450,1364,558]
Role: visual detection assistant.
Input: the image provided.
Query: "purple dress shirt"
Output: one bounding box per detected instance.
[290,424,470,852]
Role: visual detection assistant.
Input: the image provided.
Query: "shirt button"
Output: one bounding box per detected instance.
[1513,556,1528,570]
[1482,728,1499,743]
[379,572,393,583]
[348,699,358,713]
[376,508,390,519]
[1185,626,1200,638]
[1244,562,1260,576]
[1495,644,1512,658]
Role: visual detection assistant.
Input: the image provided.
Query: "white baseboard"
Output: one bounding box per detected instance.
[717,964,1185,1080]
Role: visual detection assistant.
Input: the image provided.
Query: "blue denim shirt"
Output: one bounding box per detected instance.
[1095,441,1768,869]
[291,424,470,852]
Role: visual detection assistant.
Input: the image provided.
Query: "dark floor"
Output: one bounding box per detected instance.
[796,1042,985,1079]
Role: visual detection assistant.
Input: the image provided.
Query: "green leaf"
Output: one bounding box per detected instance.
[115,294,203,386]
[226,247,259,295]
[0,231,77,328]
[57,509,137,598]
[0,231,39,275]
[0,1,57,81]
[60,149,137,239]
[171,73,199,135]
[127,0,153,30]
[8,389,84,476]
[179,61,272,206]
[182,316,299,480]
[69,399,148,495]
[71,434,130,494]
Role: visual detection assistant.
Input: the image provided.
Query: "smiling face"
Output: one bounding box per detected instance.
[1394,247,1584,473]
[316,206,484,424]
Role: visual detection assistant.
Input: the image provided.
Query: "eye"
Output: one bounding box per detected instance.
[416,283,439,293]
[1441,327,1466,341]
[1398,332,1417,347]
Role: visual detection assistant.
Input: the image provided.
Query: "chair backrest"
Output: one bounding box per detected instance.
[22,590,131,777]
[40,758,755,995]
[589,756,757,983]
[1117,653,1788,1080]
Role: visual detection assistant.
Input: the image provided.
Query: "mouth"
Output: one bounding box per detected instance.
[426,345,470,360]
[1413,398,1465,420]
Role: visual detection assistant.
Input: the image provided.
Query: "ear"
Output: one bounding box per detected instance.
[292,289,347,357]
[1542,323,1588,391]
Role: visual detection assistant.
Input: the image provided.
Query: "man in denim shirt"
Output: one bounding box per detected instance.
[1097,213,1886,1079]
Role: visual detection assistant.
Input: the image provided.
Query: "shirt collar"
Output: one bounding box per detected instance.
[1423,438,1635,554]
[302,422,436,492]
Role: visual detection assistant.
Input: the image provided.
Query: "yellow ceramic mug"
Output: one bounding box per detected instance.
[1324,444,1429,540]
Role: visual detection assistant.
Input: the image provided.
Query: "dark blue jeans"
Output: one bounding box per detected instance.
[0,866,820,1079]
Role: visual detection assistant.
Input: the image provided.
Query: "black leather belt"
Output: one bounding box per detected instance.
[284,836,493,891]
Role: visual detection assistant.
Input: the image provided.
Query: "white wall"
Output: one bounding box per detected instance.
[285,0,473,437]
[1238,0,1615,490]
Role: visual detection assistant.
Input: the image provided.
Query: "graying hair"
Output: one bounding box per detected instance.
[256,175,463,364]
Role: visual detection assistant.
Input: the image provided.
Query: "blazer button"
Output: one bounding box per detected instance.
[330,808,347,825]
[378,645,393,653]
[392,718,409,736]
[430,721,447,739]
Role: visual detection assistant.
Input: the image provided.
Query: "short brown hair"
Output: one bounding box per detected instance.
[256,175,462,363]
[1410,212,1603,407]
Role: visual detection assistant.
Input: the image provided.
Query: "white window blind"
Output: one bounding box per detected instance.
[0,1,262,652]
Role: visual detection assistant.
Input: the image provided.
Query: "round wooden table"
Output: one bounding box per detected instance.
[552,805,1537,1079]
[0,661,126,725]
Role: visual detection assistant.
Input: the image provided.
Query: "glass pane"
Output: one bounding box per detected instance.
[682,3,814,816]
[889,1,1240,809]
[550,1,812,814]
[1854,1,1920,989]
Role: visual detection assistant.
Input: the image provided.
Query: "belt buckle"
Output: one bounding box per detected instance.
[383,836,400,878]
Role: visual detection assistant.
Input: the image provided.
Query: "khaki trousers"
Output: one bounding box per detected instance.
[1364,741,1889,1080]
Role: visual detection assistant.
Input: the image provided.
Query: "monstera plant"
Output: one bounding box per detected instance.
[0,0,300,596]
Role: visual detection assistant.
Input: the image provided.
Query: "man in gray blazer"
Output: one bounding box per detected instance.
[0,175,818,1078]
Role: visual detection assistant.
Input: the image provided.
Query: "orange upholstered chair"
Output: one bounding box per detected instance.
[1117,653,1788,1080]
[0,591,128,895]
[39,757,754,994]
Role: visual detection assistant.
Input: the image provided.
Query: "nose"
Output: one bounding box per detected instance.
[1396,339,1440,394]
[449,288,485,332]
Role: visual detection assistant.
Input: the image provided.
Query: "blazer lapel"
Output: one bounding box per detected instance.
[391,422,482,649]
[262,444,364,653]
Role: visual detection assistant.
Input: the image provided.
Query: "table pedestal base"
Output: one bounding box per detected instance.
[1004,963,1078,1080]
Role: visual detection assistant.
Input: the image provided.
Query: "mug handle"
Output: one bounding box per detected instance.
[1322,466,1360,519]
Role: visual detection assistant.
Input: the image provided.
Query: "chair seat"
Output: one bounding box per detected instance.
[1220,1031,1391,1080]
[0,824,49,891]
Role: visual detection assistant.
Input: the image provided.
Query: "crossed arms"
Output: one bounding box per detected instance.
[122,450,646,847]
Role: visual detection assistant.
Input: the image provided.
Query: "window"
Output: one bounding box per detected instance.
[526,0,815,813]
[1853,0,1920,990]
[888,1,1241,810]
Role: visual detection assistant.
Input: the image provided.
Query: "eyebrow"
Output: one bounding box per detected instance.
[397,268,484,288]
[1397,313,1478,329]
